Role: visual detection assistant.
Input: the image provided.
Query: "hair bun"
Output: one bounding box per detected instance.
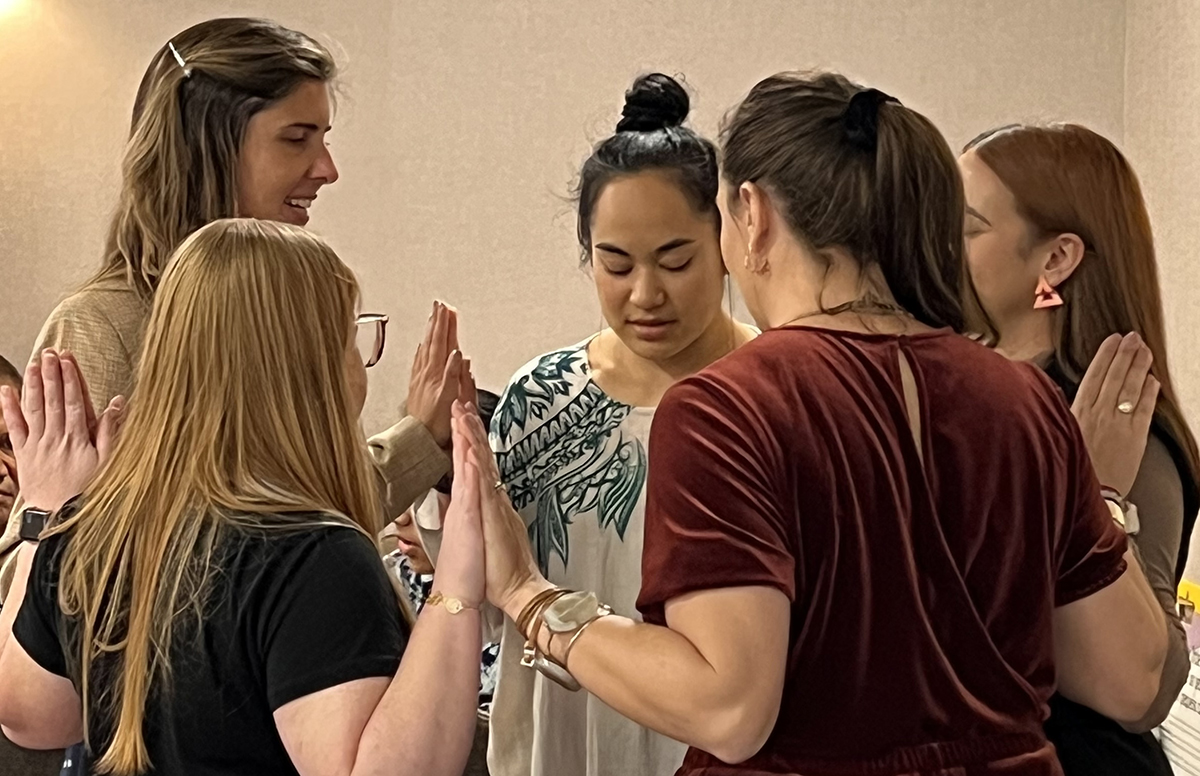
[616,73,690,133]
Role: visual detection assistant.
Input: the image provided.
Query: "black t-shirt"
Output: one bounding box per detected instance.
[13,520,408,776]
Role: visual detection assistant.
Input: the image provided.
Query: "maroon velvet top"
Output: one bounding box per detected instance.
[637,328,1127,776]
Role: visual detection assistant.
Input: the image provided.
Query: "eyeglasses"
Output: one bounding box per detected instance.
[356,313,389,368]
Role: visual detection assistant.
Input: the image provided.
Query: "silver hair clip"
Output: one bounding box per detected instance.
[167,41,192,78]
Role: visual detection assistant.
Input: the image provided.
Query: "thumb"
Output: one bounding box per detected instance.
[96,396,125,463]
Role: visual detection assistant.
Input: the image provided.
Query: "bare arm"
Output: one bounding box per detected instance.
[1119,435,1189,731]
[0,543,83,750]
[509,579,791,764]
[274,411,486,776]
[274,603,482,776]
[1053,547,1168,725]
[462,396,793,765]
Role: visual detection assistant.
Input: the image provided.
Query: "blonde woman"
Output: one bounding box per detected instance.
[0,220,486,776]
[0,17,462,599]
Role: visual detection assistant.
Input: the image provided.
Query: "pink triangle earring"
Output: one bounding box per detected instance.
[1034,276,1064,309]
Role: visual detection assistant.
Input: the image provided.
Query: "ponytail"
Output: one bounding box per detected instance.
[720,71,992,335]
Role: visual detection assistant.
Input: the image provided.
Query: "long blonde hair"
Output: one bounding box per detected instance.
[53,219,381,774]
[95,18,335,297]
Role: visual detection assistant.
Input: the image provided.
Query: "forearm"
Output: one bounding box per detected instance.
[1122,605,1187,732]
[352,606,481,776]
[1119,550,1170,674]
[507,581,759,760]
[1117,522,1185,731]
[1056,549,1170,722]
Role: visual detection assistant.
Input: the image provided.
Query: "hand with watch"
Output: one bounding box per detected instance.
[0,350,126,543]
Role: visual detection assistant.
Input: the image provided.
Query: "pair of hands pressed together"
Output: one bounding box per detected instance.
[435,330,1165,619]
[432,402,544,615]
[384,298,542,613]
[0,329,1163,623]
[406,301,475,451]
[0,350,126,516]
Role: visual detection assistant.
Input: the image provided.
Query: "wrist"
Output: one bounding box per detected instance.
[502,576,555,622]
[426,590,482,614]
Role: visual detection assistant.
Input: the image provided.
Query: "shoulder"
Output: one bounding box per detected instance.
[491,340,594,446]
[240,518,379,563]
[37,283,148,346]
[46,282,146,323]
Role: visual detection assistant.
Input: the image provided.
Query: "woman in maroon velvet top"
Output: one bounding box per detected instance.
[463,71,1171,776]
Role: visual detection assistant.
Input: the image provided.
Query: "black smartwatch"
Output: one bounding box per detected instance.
[18,507,52,543]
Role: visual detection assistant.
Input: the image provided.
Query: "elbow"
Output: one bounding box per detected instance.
[1,723,51,751]
[1101,647,1170,727]
[1101,676,1161,727]
[698,701,780,765]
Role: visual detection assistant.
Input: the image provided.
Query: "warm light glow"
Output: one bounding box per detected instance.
[0,0,26,19]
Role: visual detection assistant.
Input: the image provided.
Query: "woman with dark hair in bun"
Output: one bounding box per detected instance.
[485,73,755,776]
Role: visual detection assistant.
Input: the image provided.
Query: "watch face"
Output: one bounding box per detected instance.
[19,510,49,541]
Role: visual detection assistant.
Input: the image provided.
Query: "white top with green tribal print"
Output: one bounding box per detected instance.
[486,338,688,776]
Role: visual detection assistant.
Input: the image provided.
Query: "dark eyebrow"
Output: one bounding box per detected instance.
[282,123,331,132]
[594,238,694,257]
[655,238,694,254]
[965,206,992,227]
[595,243,631,257]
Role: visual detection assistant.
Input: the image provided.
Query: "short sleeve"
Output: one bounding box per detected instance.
[637,375,795,626]
[12,534,70,678]
[261,529,407,710]
[1054,402,1129,606]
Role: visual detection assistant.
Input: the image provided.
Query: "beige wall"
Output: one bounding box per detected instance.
[1125,0,1200,421]
[0,0,1129,434]
[1124,0,1200,576]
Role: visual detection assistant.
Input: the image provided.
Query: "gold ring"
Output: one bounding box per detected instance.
[1117,401,1135,415]
[493,480,506,492]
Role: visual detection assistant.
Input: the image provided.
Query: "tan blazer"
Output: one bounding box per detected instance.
[0,280,449,600]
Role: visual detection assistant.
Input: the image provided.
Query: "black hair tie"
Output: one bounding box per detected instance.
[843,88,900,151]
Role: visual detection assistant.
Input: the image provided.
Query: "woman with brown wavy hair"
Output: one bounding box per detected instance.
[960,123,1198,775]
[0,16,464,615]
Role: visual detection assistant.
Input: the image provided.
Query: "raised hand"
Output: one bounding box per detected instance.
[1071,332,1159,497]
[406,302,464,449]
[0,349,125,513]
[453,402,546,619]
[430,404,486,606]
